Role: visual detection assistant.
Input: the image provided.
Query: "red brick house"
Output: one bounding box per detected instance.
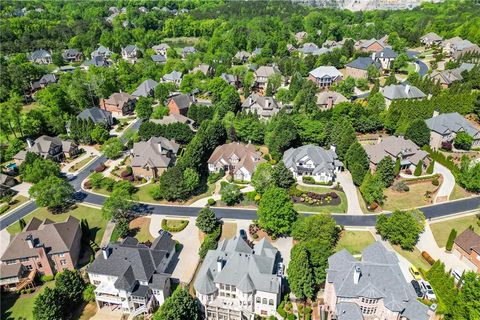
[453,228,480,272]
[167,94,196,116]
[100,92,135,116]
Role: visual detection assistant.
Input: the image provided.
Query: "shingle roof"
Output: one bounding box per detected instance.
[151,54,167,63]
[336,302,363,320]
[242,93,281,118]
[316,91,348,106]
[131,137,179,169]
[309,66,343,79]
[283,145,340,175]
[421,32,443,42]
[29,49,51,60]
[208,142,263,175]
[122,45,138,54]
[346,57,381,70]
[132,79,158,97]
[363,136,428,165]
[425,112,479,137]
[105,92,135,106]
[152,43,170,52]
[327,242,431,320]
[62,48,82,59]
[151,114,194,127]
[162,70,182,82]
[381,84,426,100]
[376,47,398,59]
[169,94,195,110]
[0,264,23,279]
[77,107,112,124]
[194,237,280,295]
[255,66,281,78]
[454,228,480,254]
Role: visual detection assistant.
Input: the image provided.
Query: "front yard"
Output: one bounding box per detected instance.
[68,155,96,172]
[392,244,431,270]
[430,214,480,247]
[382,179,439,211]
[293,184,348,214]
[335,230,375,255]
[1,195,30,216]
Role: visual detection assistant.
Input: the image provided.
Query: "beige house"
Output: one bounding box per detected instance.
[316,91,348,111]
[131,137,179,179]
[323,242,434,320]
[13,135,79,165]
[308,66,343,89]
[208,142,264,182]
[254,66,282,91]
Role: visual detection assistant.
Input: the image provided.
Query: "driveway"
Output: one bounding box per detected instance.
[10,182,33,197]
[0,229,11,258]
[433,162,455,203]
[336,172,363,215]
[271,237,293,270]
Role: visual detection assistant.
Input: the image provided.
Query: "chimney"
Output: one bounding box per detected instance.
[380,52,384,58]
[371,52,376,60]
[377,135,382,144]
[432,110,439,118]
[265,98,270,109]
[217,257,224,272]
[249,95,253,106]
[26,138,34,149]
[354,265,361,284]
[327,95,334,109]
[330,144,336,153]
[101,246,110,259]
[25,234,34,248]
[404,84,411,94]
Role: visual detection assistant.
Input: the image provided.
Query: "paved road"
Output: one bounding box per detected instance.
[416,59,429,77]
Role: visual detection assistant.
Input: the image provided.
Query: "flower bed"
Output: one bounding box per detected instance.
[290,187,341,207]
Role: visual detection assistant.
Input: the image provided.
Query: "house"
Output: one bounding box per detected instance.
[131,137,179,179]
[76,107,113,127]
[355,38,387,52]
[192,64,213,77]
[316,91,348,111]
[121,45,140,63]
[283,145,343,183]
[87,233,175,316]
[308,66,343,89]
[30,74,57,92]
[425,111,480,150]
[442,37,480,59]
[100,92,136,116]
[363,136,430,173]
[420,32,443,48]
[242,94,282,120]
[254,66,282,91]
[453,229,480,273]
[181,46,196,58]
[0,216,82,291]
[81,55,111,70]
[162,70,183,86]
[0,173,17,197]
[220,73,239,87]
[152,43,170,56]
[13,135,79,165]
[132,79,158,98]
[372,47,398,70]
[167,93,196,116]
[28,49,52,64]
[345,57,381,79]
[298,43,327,56]
[234,51,251,63]
[151,54,167,64]
[91,45,113,59]
[151,114,195,130]
[380,84,426,107]
[62,49,83,62]
[208,142,264,182]
[251,47,262,57]
[295,31,308,43]
[195,237,282,319]
[323,242,434,320]
[429,63,475,88]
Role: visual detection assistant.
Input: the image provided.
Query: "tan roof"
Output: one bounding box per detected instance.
[255,66,281,78]
[364,136,429,165]
[131,137,179,169]
[208,142,264,175]
[316,91,348,106]
[454,229,480,254]
[1,216,81,261]
[105,92,134,106]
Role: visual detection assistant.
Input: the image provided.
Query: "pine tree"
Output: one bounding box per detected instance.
[287,244,315,300]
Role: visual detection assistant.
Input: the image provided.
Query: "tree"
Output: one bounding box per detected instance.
[272,161,295,189]
[426,160,435,174]
[158,166,196,201]
[360,172,385,205]
[291,215,338,246]
[329,118,356,161]
[405,119,430,147]
[393,53,409,71]
[457,157,480,192]
[55,269,86,305]
[367,64,380,82]
[394,157,401,176]
[21,157,61,183]
[33,287,64,320]
[257,186,298,236]
[90,125,110,144]
[454,132,473,150]
[345,142,369,186]
[376,209,425,250]
[29,176,74,211]
[183,168,200,193]
[102,188,133,221]
[251,163,273,194]
[414,160,423,176]
[450,272,480,319]
[155,82,176,104]
[287,243,315,300]
[83,284,96,302]
[196,206,218,234]
[220,183,242,206]
[376,156,395,187]
[101,137,124,159]
[153,288,200,320]
[385,72,397,86]
[135,97,153,119]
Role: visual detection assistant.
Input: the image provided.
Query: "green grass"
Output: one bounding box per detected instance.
[449,184,471,201]
[335,230,375,255]
[392,244,432,270]
[294,185,348,214]
[1,195,30,216]
[135,182,215,205]
[1,281,55,320]
[7,205,107,245]
[383,181,437,211]
[68,155,95,172]
[430,214,480,248]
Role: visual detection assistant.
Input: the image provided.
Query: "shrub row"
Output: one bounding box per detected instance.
[403,174,440,183]
[161,219,189,232]
[422,146,459,175]
[198,225,222,259]
[301,176,332,186]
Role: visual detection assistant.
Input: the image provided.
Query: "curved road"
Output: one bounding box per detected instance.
[416,59,429,77]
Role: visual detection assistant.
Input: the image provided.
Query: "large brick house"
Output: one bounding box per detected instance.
[452,229,480,273]
[100,92,136,116]
[131,137,179,179]
[167,93,196,116]
[0,216,82,291]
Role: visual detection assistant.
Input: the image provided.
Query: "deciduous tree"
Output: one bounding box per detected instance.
[257,186,298,236]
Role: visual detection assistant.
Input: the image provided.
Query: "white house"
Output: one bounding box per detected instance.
[308,66,343,89]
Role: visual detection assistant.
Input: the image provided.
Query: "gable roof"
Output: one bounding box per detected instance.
[105,92,134,106]
[77,107,112,124]
[162,70,182,82]
[346,57,381,70]
[425,112,479,137]
[151,114,194,127]
[169,94,195,110]
[381,84,426,100]
[29,49,51,60]
[208,142,263,175]
[122,45,138,54]
[421,32,443,42]
[152,43,170,52]
[255,66,281,78]
[376,47,398,59]
[132,79,159,97]
[363,135,428,165]
[358,38,386,50]
[454,229,480,255]
[316,91,348,106]
[309,66,343,79]
[283,145,341,175]
[131,137,179,169]
[242,93,281,118]
[151,54,167,63]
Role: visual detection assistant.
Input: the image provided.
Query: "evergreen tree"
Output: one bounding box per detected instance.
[196,206,218,234]
[287,244,315,301]
[376,156,395,187]
[257,186,298,236]
[33,287,65,320]
[345,142,369,186]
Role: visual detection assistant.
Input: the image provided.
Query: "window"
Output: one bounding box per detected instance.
[60,260,67,266]
[19,258,29,262]
[220,292,225,297]
[220,284,224,290]
[5,260,16,265]
[256,297,261,303]
[58,253,65,257]
[262,298,267,305]
[37,262,42,268]
[269,299,274,306]
[25,265,33,270]
[93,280,101,285]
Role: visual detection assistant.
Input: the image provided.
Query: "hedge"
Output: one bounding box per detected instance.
[445,229,457,252]
[0,204,10,215]
[161,219,189,232]
[198,225,222,259]
[403,174,440,183]
[422,251,436,265]
[207,198,216,206]
[426,160,435,174]
[41,275,54,282]
[422,146,459,175]
[277,301,287,318]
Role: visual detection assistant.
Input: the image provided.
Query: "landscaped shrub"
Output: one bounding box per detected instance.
[41,275,54,282]
[84,180,92,189]
[198,225,221,259]
[446,229,457,252]
[94,163,106,172]
[432,178,439,186]
[121,170,131,178]
[393,181,409,192]
[423,145,459,175]
[277,301,287,318]
[302,176,316,184]
[441,140,453,151]
[426,160,435,174]
[414,160,423,176]
[0,204,10,215]
[161,219,189,232]
[101,177,115,191]
[421,251,436,265]
[290,187,341,207]
[207,169,225,184]
[207,198,216,206]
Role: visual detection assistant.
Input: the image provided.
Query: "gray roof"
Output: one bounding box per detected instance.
[182,46,196,54]
[220,73,237,84]
[194,237,280,295]
[358,38,386,50]
[327,242,431,320]
[162,70,182,82]
[31,73,57,90]
[152,43,170,52]
[77,107,112,124]
[131,137,179,169]
[425,112,479,137]
[255,66,281,78]
[169,94,195,110]
[242,93,281,118]
[151,54,167,63]
[336,302,363,320]
[381,84,426,100]
[29,49,51,60]
[62,48,82,59]
[376,47,398,59]
[92,45,112,57]
[346,57,381,70]
[421,32,443,42]
[122,45,138,54]
[283,145,341,175]
[316,91,348,106]
[132,79,158,97]
[83,55,110,67]
[299,43,330,55]
[309,66,343,79]
[363,135,429,165]
[151,114,194,127]
[88,233,175,291]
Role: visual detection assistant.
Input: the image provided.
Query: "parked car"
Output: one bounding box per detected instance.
[420,281,436,301]
[409,266,422,281]
[411,280,423,298]
[239,229,247,240]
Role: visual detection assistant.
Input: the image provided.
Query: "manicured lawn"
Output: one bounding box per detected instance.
[383,181,437,211]
[135,182,215,205]
[335,230,375,255]
[449,184,471,201]
[7,205,107,245]
[430,214,480,248]
[294,185,347,214]
[130,217,154,243]
[1,281,55,320]
[1,195,30,216]
[392,244,431,270]
[220,222,237,240]
[68,155,95,172]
